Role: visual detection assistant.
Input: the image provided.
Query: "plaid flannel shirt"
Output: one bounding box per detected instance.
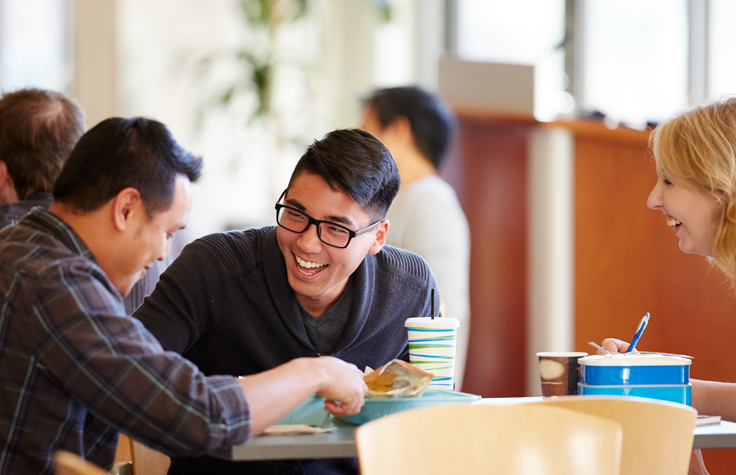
[0,209,251,474]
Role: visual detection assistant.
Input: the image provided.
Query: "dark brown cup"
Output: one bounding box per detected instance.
[537,352,588,397]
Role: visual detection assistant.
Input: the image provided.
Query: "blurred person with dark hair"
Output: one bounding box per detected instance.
[0,117,367,475]
[0,88,165,314]
[361,86,471,389]
[134,128,438,475]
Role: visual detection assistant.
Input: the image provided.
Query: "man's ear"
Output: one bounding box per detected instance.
[392,116,413,140]
[0,160,19,202]
[0,160,14,187]
[383,116,418,158]
[111,187,143,232]
[367,219,390,255]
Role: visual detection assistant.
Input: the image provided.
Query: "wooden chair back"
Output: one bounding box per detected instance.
[355,403,623,475]
[114,434,170,475]
[54,451,110,475]
[532,395,697,475]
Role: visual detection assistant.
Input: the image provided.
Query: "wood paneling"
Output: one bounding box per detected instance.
[444,115,531,397]
[570,122,736,474]
[447,111,736,471]
[571,124,736,378]
[450,113,736,390]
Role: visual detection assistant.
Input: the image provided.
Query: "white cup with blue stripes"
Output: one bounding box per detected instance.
[405,316,460,390]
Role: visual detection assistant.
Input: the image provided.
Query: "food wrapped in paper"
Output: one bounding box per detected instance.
[364,359,434,398]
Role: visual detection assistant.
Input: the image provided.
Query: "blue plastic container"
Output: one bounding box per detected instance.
[578,354,691,385]
[577,354,693,405]
[578,382,692,405]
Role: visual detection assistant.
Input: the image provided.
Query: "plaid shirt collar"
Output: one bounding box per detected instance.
[23,208,97,262]
[19,208,123,304]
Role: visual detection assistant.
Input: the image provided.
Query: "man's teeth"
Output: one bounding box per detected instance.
[295,255,326,269]
[667,217,682,227]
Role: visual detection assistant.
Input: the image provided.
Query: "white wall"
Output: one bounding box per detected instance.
[115,0,276,242]
[109,0,430,243]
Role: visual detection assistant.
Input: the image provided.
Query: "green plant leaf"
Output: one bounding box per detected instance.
[372,0,391,22]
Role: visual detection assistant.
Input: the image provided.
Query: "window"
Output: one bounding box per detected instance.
[0,0,71,92]
[453,0,696,126]
[709,0,736,99]
[454,0,567,120]
[579,0,688,126]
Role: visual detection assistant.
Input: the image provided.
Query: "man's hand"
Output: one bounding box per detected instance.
[239,356,367,434]
[600,338,630,355]
[312,357,367,417]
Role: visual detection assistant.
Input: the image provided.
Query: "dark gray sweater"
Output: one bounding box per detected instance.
[134,226,438,475]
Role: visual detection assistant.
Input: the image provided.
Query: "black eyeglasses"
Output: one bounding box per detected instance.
[274,196,381,249]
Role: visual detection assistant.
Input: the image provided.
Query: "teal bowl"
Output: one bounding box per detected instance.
[276,396,329,426]
[334,389,481,425]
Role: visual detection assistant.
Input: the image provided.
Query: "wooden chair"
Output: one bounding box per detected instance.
[355,403,623,475]
[54,451,110,475]
[114,433,170,475]
[531,395,697,475]
[112,434,133,475]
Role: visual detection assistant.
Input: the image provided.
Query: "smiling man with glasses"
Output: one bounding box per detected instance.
[134,128,439,475]
[275,193,381,249]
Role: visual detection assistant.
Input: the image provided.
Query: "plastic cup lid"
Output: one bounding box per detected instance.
[405,317,460,328]
[536,351,588,358]
[578,354,691,366]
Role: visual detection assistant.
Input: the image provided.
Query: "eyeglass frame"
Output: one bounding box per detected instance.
[274,190,382,249]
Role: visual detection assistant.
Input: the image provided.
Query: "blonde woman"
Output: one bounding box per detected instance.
[601,97,736,475]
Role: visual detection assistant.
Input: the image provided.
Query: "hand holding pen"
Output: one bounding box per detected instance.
[626,312,650,353]
[590,312,650,355]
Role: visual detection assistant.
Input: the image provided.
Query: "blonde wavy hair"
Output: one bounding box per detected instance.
[651,96,736,285]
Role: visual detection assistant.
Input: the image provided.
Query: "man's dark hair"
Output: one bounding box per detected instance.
[288,128,400,220]
[363,86,457,169]
[53,117,203,216]
[0,88,86,199]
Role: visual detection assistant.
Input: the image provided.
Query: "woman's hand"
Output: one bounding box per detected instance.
[599,338,630,355]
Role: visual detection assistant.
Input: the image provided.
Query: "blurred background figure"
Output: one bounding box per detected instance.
[0,88,85,227]
[0,88,167,314]
[361,86,470,390]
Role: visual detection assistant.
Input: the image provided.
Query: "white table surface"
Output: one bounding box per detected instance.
[217,397,736,461]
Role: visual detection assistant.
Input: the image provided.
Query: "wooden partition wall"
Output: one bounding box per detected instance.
[571,120,736,472]
[441,112,535,398]
[443,111,736,470]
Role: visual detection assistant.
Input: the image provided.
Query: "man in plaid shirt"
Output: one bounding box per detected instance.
[0,117,366,474]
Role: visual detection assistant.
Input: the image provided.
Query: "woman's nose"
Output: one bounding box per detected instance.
[647,181,663,210]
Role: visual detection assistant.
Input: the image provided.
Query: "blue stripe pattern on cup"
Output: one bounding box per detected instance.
[407,323,458,389]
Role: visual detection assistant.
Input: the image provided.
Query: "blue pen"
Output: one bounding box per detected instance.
[627,313,650,353]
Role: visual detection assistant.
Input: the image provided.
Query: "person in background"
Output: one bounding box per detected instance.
[361,86,471,390]
[598,97,736,475]
[0,117,367,475]
[0,88,84,227]
[0,88,165,314]
[134,128,438,475]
